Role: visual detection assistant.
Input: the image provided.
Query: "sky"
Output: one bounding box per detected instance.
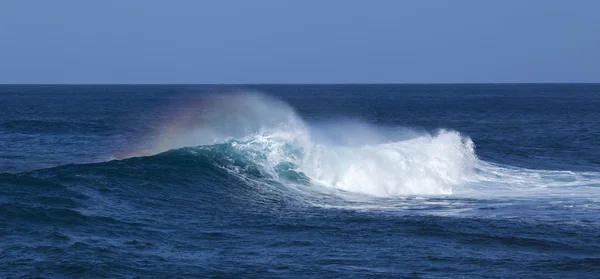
[0,0,599,84]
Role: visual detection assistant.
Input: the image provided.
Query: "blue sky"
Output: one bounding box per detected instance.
[1,0,599,84]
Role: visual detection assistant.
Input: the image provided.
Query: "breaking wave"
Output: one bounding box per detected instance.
[129,93,599,198]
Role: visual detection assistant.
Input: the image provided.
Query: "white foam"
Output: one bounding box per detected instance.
[299,130,475,196]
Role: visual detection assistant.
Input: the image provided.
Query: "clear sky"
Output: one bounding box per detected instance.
[1,0,599,84]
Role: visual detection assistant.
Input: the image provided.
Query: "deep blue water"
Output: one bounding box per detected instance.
[1,84,599,278]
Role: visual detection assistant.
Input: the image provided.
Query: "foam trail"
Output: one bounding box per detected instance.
[457,160,600,197]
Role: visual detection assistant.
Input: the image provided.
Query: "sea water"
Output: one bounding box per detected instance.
[1,84,599,278]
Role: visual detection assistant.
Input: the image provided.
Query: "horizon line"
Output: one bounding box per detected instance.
[1,82,600,86]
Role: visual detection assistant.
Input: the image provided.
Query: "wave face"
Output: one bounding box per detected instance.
[141,94,477,197]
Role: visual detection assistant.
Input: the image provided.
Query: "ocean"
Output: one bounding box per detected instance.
[1,84,599,278]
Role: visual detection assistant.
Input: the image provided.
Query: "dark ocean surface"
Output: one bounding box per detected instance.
[1,84,599,278]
